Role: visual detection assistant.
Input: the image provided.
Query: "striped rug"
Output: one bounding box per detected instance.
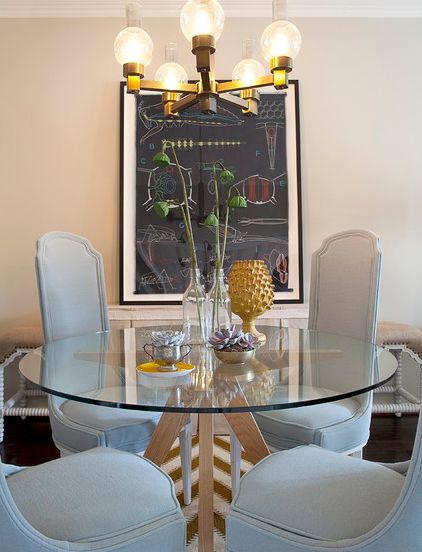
[162,435,253,551]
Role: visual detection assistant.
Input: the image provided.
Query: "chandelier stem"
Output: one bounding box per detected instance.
[125,2,142,27]
[165,42,178,63]
[272,0,288,21]
[242,38,256,59]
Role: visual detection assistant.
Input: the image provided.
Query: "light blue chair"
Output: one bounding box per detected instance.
[35,231,192,503]
[230,230,382,491]
[226,414,420,551]
[1,447,185,551]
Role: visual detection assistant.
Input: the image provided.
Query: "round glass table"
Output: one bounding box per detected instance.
[20,325,397,552]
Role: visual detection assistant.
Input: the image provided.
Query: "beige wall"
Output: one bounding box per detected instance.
[0,17,421,332]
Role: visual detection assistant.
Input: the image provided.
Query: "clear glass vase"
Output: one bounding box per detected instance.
[182,268,209,344]
[209,268,232,334]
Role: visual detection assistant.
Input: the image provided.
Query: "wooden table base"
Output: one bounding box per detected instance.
[144,410,270,552]
[198,413,214,551]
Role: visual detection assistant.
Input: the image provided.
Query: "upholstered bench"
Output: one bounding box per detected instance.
[375,321,422,415]
[0,326,47,442]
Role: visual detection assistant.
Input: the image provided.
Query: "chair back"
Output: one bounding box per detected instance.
[308,230,382,343]
[36,232,109,343]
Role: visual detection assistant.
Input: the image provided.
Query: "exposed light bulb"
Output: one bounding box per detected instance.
[232,59,266,86]
[155,43,188,90]
[114,27,153,66]
[114,3,153,66]
[261,20,301,61]
[195,8,212,35]
[261,0,301,62]
[232,39,265,86]
[156,64,188,89]
[180,0,225,41]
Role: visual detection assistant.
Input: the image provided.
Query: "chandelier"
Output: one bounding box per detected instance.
[114,0,301,117]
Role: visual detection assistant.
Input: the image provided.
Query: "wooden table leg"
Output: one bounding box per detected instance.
[144,411,189,466]
[224,410,270,464]
[198,412,214,552]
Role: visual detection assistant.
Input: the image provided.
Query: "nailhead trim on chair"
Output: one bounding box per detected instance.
[375,321,422,415]
[0,326,47,443]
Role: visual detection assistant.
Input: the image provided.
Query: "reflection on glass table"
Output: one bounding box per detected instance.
[19,325,397,552]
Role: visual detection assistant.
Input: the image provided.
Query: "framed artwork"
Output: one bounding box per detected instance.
[120,80,303,304]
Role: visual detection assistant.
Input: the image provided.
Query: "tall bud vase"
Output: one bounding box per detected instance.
[183,268,209,344]
[209,268,232,333]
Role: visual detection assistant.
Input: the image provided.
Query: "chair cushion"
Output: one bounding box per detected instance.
[254,394,369,452]
[60,400,161,452]
[231,445,405,541]
[7,447,181,542]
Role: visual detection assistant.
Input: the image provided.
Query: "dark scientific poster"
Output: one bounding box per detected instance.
[120,82,302,304]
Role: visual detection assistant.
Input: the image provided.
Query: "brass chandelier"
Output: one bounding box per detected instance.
[114,0,301,117]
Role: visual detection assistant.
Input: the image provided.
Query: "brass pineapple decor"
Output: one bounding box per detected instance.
[228,260,275,344]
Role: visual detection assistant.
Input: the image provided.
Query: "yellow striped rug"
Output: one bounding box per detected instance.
[162,435,253,551]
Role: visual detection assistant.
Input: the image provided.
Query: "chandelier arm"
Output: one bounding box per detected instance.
[169,94,200,115]
[139,80,198,94]
[217,75,275,94]
[218,93,249,111]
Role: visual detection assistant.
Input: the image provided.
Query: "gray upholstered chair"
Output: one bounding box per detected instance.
[1,447,185,551]
[230,230,382,491]
[225,415,421,552]
[35,231,192,503]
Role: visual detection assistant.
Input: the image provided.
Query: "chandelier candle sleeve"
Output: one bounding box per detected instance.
[115,0,301,115]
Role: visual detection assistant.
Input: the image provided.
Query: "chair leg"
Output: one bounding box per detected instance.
[18,373,27,420]
[0,367,4,443]
[230,430,242,496]
[393,350,403,418]
[180,418,192,505]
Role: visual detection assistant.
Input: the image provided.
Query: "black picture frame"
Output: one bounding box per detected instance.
[119,80,303,304]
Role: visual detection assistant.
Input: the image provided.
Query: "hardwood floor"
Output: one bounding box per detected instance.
[0,414,418,466]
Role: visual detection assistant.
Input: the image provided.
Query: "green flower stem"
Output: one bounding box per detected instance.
[179,205,204,338]
[166,141,199,270]
[212,164,221,270]
[164,140,203,339]
[210,166,237,332]
[211,164,222,331]
[221,185,238,265]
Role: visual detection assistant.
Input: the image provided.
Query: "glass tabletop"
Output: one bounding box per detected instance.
[19,325,397,413]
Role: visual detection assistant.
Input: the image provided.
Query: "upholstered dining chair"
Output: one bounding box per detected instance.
[230,230,382,491]
[35,231,192,503]
[226,413,421,552]
[1,446,185,551]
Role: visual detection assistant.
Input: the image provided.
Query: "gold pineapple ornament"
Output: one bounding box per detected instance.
[228,260,275,344]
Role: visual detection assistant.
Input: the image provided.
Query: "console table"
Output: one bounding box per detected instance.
[108,303,310,329]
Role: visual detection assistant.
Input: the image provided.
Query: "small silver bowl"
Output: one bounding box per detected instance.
[143,343,191,371]
[213,349,255,365]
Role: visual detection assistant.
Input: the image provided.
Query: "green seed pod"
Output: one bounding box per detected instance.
[228,195,247,208]
[153,201,170,218]
[153,151,171,168]
[204,213,219,227]
[220,169,235,184]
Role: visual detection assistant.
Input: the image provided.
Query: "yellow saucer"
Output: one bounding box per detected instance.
[136,361,195,377]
